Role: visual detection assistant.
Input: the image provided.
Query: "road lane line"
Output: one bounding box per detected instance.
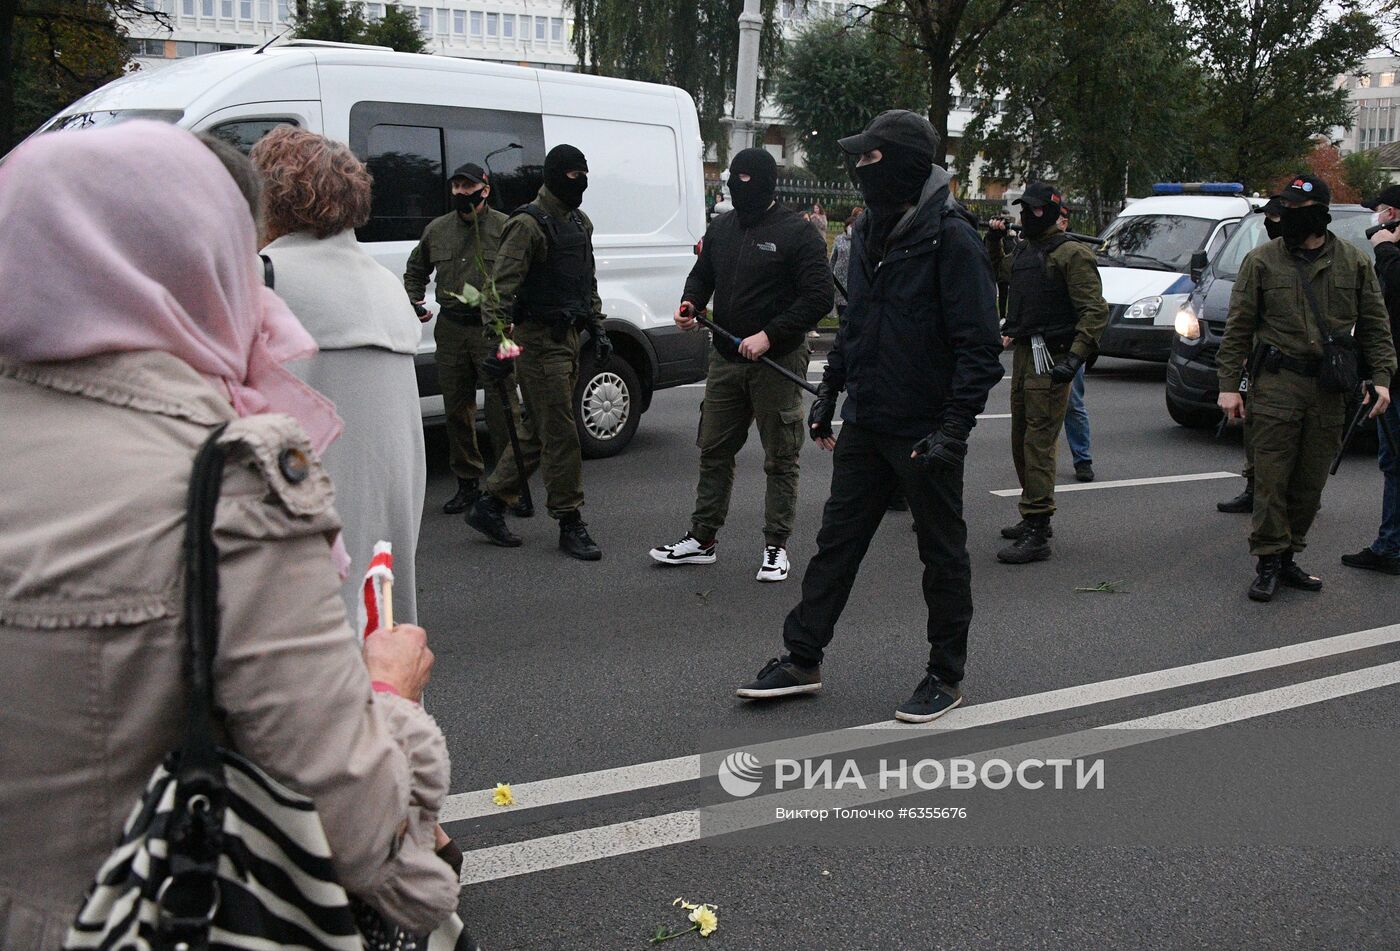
[439,622,1400,823]
[458,660,1400,884]
[989,471,1240,497]
[977,413,1012,419]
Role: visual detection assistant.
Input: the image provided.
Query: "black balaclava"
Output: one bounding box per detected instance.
[1264,216,1282,240]
[1277,204,1330,249]
[544,144,589,209]
[453,189,487,215]
[1020,205,1060,238]
[728,147,778,227]
[852,142,932,212]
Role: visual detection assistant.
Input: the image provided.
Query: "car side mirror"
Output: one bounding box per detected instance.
[1189,250,1208,284]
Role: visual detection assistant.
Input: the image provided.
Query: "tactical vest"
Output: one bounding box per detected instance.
[1004,233,1077,340]
[513,204,594,325]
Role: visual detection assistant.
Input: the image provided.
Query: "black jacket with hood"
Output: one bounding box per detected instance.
[825,166,1004,438]
[683,202,834,362]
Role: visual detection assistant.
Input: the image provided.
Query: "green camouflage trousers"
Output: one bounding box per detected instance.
[435,317,522,483]
[1010,340,1073,518]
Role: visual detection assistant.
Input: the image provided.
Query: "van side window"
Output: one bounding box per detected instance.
[1205,221,1237,261]
[350,101,546,242]
[358,124,446,243]
[207,118,297,154]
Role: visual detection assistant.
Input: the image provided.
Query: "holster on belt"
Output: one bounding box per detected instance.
[439,306,482,326]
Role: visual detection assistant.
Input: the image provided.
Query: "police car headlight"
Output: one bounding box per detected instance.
[1174,302,1200,340]
[1127,296,1163,320]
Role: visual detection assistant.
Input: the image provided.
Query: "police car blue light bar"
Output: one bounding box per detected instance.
[1152,182,1245,195]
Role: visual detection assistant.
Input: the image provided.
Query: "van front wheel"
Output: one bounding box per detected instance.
[575,352,642,458]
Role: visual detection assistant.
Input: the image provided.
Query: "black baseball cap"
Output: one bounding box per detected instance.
[838,110,941,159]
[449,162,487,186]
[1014,181,1066,211]
[1272,173,1330,206]
[1363,183,1400,209]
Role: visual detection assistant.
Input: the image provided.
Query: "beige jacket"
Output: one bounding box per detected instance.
[0,351,460,950]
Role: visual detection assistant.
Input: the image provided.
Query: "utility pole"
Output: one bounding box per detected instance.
[723,0,763,159]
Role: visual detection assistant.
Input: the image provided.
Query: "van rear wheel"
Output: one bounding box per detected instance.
[576,352,642,458]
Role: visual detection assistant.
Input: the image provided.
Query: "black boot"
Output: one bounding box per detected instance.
[1279,553,1323,591]
[558,512,602,561]
[466,493,522,547]
[1000,518,1054,540]
[1248,554,1282,602]
[997,516,1051,564]
[511,496,535,518]
[1217,481,1253,514]
[442,477,479,515]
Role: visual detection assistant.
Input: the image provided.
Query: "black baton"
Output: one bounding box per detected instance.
[493,376,534,511]
[687,307,820,396]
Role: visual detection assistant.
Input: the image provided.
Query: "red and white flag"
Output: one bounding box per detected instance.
[357,541,394,643]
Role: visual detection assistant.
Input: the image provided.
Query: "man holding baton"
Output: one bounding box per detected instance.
[651,147,832,581]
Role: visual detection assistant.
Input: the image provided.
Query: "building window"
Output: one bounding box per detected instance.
[182,0,194,14]
[277,0,288,21]
[201,0,213,15]
[239,0,251,17]
[258,0,270,19]
[127,38,167,56]
[367,2,382,20]
[436,8,447,32]
[486,12,497,36]
[1383,72,1396,87]
[221,0,232,16]
[452,9,463,32]
[1357,74,1372,88]
[534,15,545,40]
[470,9,482,35]
[417,7,430,30]
[550,16,561,40]
[501,13,514,38]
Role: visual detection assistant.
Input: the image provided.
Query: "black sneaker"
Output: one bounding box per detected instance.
[442,478,480,515]
[1248,554,1281,602]
[1074,461,1095,483]
[1279,553,1322,591]
[1000,518,1054,540]
[736,656,822,699]
[1341,548,1400,575]
[559,514,602,561]
[895,674,964,723]
[466,494,522,547]
[1217,484,1254,514]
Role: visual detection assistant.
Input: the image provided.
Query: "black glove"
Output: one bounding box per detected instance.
[1049,351,1084,385]
[808,378,839,441]
[912,422,970,469]
[591,321,614,364]
[480,354,514,381]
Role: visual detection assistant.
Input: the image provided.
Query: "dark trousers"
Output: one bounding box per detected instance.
[782,423,973,685]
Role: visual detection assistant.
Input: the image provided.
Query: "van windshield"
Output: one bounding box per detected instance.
[1096,214,1214,272]
[43,110,184,133]
[1212,208,1374,282]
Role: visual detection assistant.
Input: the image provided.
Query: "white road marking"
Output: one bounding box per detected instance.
[458,660,1400,884]
[977,413,1013,419]
[439,622,1400,823]
[989,471,1241,497]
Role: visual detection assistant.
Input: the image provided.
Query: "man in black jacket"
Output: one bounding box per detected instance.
[1343,186,1400,574]
[735,111,1004,722]
[651,148,833,581]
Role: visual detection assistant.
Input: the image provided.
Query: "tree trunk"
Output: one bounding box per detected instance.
[927,54,952,168]
[0,0,20,155]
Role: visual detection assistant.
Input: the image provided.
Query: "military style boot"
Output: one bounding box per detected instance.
[1000,519,1054,540]
[1248,554,1282,602]
[442,477,480,515]
[466,493,522,548]
[1279,553,1323,591]
[997,515,1052,564]
[1217,480,1253,514]
[511,497,536,518]
[558,512,602,561]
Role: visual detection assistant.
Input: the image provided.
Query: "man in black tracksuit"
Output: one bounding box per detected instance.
[735,110,1004,723]
[650,148,833,581]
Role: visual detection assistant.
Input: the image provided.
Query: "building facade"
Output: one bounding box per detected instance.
[1339,55,1400,156]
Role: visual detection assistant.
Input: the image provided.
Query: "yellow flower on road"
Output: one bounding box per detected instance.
[493,783,514,807]
[672,898,698,911]
[688,904,718,937]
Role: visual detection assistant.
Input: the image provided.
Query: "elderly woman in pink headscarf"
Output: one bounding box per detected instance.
[0,122,459,949]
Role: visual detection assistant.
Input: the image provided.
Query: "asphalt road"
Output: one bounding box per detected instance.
[413,354,1400,950]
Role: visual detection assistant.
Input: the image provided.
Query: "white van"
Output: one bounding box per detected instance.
[1094,184,1263,364]
[35,41,710,457]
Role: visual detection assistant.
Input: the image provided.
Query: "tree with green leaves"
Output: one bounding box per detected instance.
[956,0,1201,227]
[291,0,424,53]
[0,0,160,154]
[1183,0,1374,190]
[567,0,783,158]
[774,18,924,178]
[1342,150,1392,203]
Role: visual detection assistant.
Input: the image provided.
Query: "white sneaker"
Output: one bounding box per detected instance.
[757,545,789,582]
[649,533,717,565]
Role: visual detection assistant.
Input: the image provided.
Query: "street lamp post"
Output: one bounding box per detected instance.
[723,0,764,157]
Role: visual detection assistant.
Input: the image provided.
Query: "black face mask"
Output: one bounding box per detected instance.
[1264,216,1282,240]
[1020,207,1058,238]
[453,190,486,215]
[1277,205,1330,248]
[728,147,778,227]
[544,144,590,209]
[852,144,932,210]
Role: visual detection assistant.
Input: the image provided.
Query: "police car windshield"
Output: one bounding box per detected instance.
[1096,215,1214,272]
[42,110,183,133]
[1211,208,1374,282]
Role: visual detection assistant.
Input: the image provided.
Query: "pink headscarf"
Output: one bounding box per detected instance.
[0,120,342,454]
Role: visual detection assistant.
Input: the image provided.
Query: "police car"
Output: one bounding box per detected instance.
[1095,183,1264,363]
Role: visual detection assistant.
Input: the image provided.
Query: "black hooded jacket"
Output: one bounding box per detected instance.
[824,167,1004,438]
[682,202,834,362]
[1372,241,1400,353]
